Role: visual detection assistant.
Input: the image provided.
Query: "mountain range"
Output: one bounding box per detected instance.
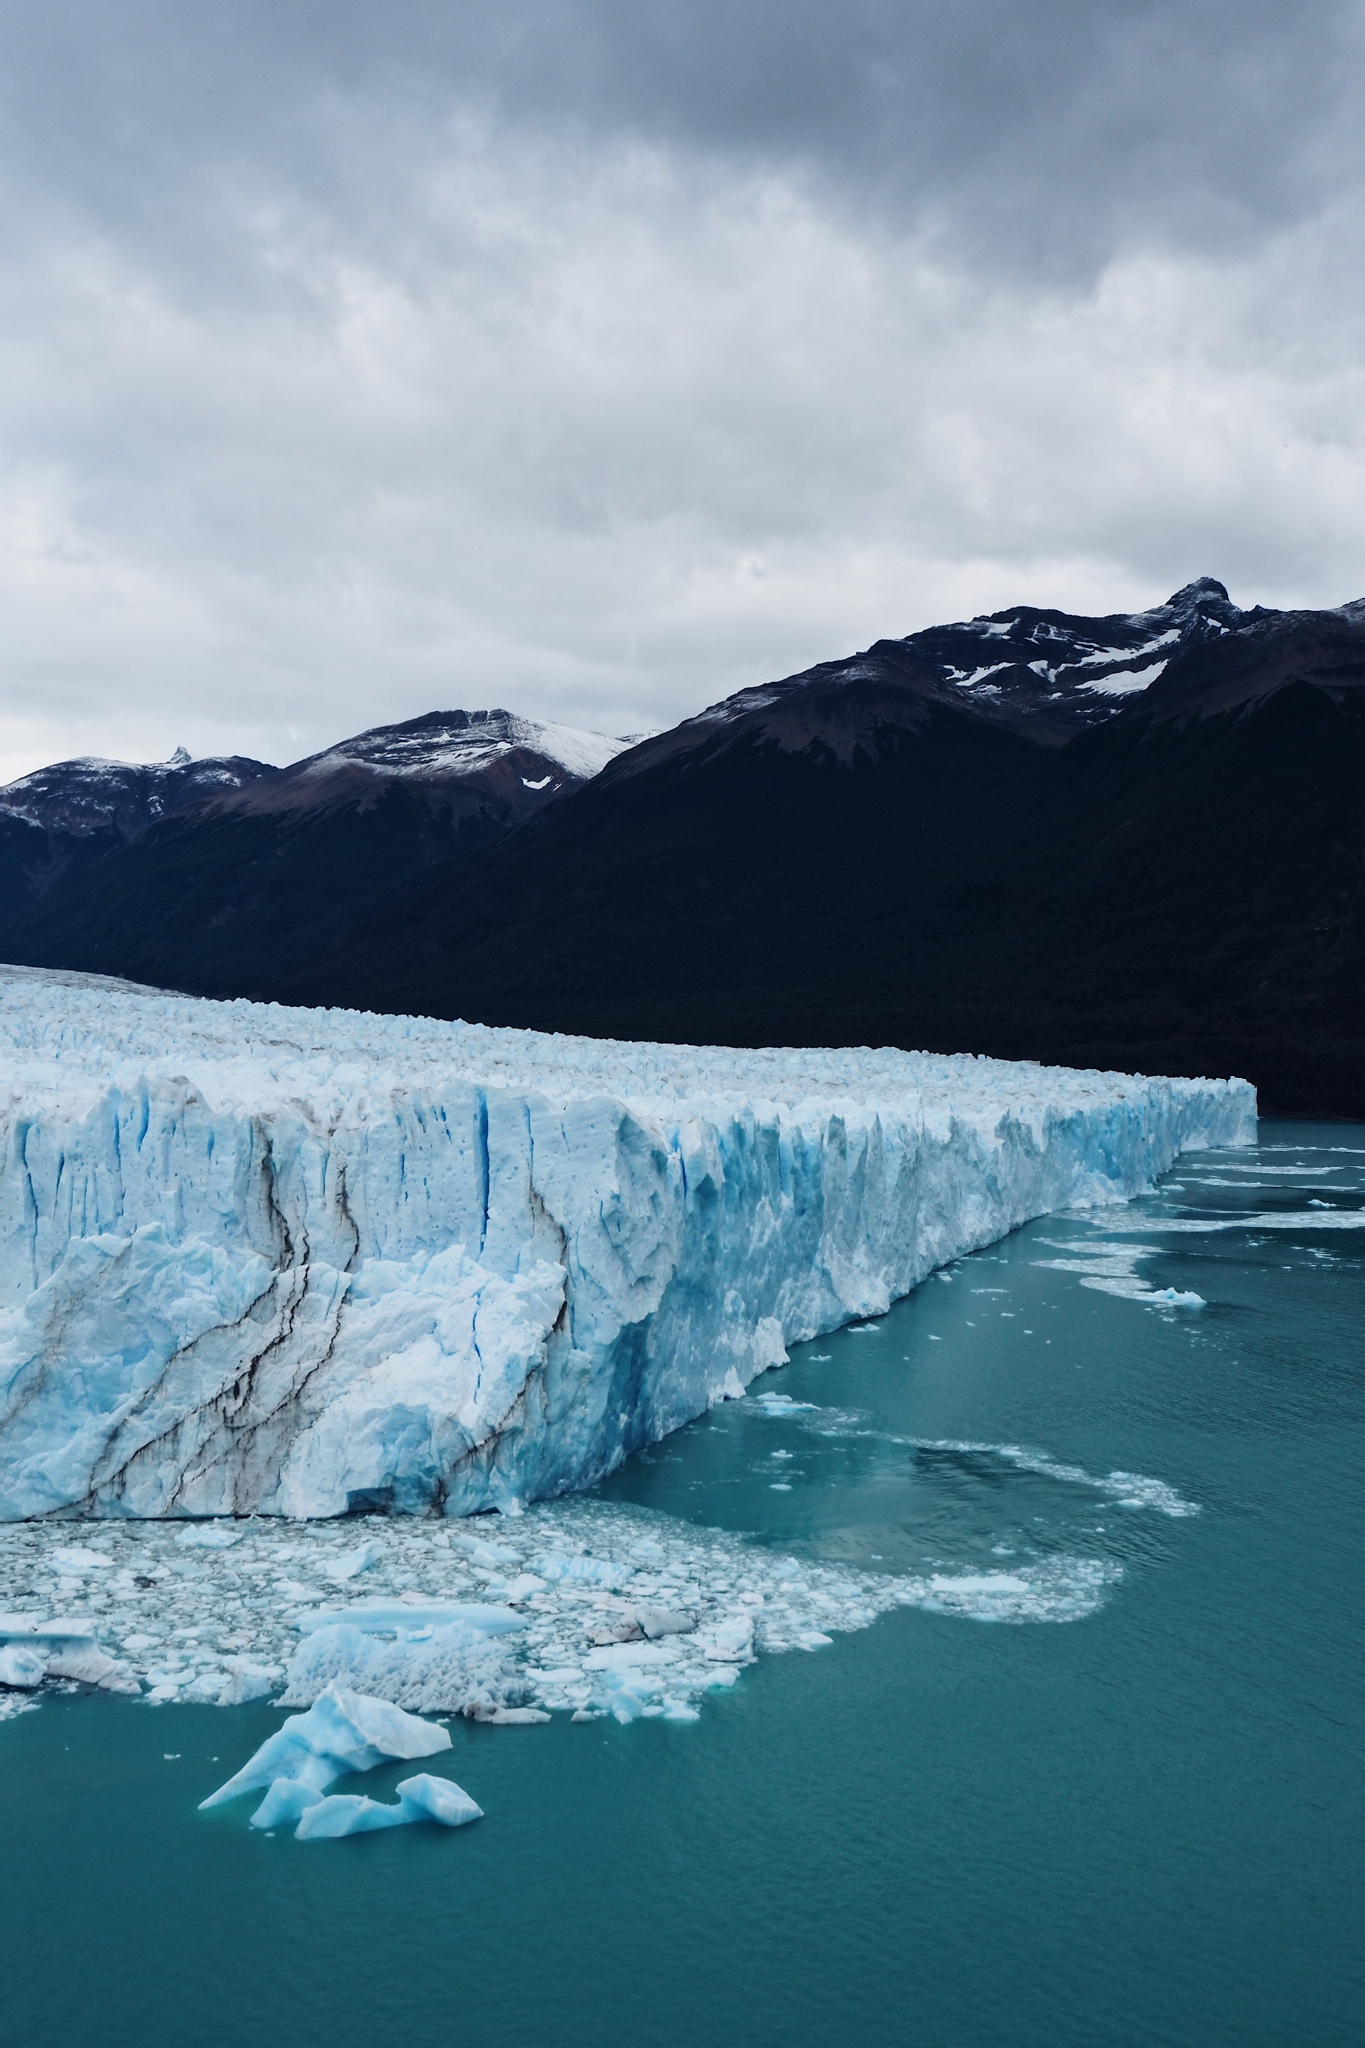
[5,577,1362,1116]
[0,710,627,997]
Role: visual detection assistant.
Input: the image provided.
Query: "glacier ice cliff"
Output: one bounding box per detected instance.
[0,965,1255,1521]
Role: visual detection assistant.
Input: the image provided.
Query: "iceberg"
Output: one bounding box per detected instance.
[0,1616,138,1692]
[281,1620,523,1716]
[199,1683,451,1810]
[0,967,1255,1521]
[292,1774,483,1840]
[199,1681,478,1843]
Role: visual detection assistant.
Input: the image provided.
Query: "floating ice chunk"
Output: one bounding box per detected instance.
[447,1534,519,1567]
[320,1543,378,1583]
[587,1617,646,1646]
[293,1793,406,1839]
[1102,1471,1199,1516]
[182,1669,231,1704]
[393,1773,483,1825]
[216,1657,281,1705]
[51,1546,111,1572]
[1076,1273,1206,1307]
[0,1613,42,1637]
[635,1607,696,1639]
[293,1772,482,1840]
[280,1622,520,1716]
[175,1524,244,1549]
[589,1667,664,1721]
[4,1622,138,1691]
[296,1601,524,1637]
[200,1684,451,1809]
[585,1640,679,1671]
[531,1554,623,1588]
[0,1644,45,1687]
[698,1614,755,1662]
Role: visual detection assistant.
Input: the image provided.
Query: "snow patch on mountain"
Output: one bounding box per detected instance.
[293,710,627,786]
[1080,660,1170,696]
[0,752,277,837]
[0,970,1254,1522]
[675,577,1255,744]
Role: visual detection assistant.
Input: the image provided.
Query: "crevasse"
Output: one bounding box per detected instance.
[0,966,1255,1520]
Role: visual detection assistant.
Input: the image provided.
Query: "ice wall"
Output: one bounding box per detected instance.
[0,966,1255,1520]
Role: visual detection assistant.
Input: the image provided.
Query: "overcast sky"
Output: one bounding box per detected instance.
[1,0,1363,777]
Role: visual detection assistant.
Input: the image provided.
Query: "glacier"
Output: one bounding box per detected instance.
[0,965,1255,1523]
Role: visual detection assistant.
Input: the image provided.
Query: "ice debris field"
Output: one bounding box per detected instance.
[0,1468,1194,1732]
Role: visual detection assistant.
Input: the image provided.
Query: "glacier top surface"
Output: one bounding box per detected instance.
[0,964,1240,1123]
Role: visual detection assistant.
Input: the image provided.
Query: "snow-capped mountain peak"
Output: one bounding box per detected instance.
[905,576,1253,721]
[198,708,630,825]
[292,709,629,787]
[0,751,277,838]
[666,576,1267,756]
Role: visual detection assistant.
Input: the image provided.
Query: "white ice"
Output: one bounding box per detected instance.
[0,1438,1200,1723]
[200,1683,451,1811]
[0,968,1253,1522]
[0,1643,44,1687]
[291,1773,482,1840]
[0,1614,139,1692]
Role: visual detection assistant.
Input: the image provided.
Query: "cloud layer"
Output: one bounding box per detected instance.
[1,0,1363,775]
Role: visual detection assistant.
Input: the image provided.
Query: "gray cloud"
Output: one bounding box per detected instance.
[0,2,1362,778]
[3,2,1358,270]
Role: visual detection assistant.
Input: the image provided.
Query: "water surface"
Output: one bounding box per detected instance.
[2,1121,1361,2048]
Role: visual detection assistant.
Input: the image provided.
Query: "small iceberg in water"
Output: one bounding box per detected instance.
[200,1684,481,1842]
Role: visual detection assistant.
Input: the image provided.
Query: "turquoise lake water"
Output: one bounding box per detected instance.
[2,1120,1362,2047]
